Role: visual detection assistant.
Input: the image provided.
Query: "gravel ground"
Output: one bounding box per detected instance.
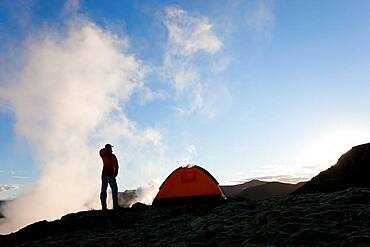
[1,187,370,246]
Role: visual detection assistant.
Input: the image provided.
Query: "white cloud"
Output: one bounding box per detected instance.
[245,0,275,38]
[0,185,24,201]
[210,55,232,73]
[245,174,312,184]
[62,0,82,17]
[227,172,313,185]
[225,163,315,185]
[172,144,198,166]
[11,176,31,179]
[1,1,34,30]
[187,144,197,159]
[0,185,18,192]
[164,6,221,56]
[137,86,166,104]
[162,6,224,117]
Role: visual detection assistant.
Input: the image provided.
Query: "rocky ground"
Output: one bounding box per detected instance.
[1,187,370,246]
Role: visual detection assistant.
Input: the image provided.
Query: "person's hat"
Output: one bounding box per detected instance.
[105,143,113,148]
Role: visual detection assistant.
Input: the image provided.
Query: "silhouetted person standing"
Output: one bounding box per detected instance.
[99,144,119,210]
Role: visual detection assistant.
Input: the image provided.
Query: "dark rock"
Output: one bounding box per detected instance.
[131,202,149,211]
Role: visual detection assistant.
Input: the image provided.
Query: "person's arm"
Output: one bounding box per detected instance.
[99,148,106,158]
[113,155,119,177]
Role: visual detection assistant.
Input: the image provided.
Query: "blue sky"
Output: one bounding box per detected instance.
[1,0,370,200]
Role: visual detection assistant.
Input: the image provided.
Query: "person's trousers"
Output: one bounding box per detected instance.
[100,176,118,209]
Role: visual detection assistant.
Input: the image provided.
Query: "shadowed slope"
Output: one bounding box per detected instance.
[295,143,370,194]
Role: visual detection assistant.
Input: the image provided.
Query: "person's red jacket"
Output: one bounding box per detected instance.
[99,148,119,177]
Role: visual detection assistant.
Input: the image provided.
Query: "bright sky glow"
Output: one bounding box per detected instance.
[1,0,370,199]
[296,126,370,172]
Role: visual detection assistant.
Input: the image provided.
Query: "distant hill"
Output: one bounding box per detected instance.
[220,180,266,198]
[295,143,370,194]
[237,182,305,200]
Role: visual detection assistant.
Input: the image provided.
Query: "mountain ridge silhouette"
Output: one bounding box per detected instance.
[295,143,370,194]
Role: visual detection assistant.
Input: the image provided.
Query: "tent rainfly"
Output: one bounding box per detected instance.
[152,165,226,205]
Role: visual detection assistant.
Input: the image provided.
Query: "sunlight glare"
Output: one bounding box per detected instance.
[297,127,370,173]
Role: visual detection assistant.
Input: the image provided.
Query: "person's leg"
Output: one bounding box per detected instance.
[107,176,119,209]
[100,177,109,210]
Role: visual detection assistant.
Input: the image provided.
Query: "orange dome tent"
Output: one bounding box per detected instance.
[152,165,226,205]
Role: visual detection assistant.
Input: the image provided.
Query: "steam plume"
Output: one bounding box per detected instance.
[0,19,160,233]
